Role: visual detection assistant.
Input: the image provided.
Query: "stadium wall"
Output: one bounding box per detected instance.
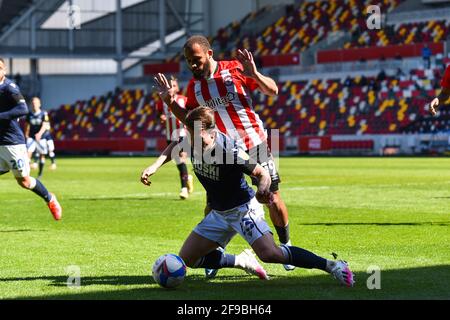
[54,134,450,156]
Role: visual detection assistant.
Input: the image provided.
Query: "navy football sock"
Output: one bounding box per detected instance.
[274,224,290,244]
[281,245,327,271]
[49,152,56,164]
[194,249,235,269]
[31,178,52,203]
[38,160,45,177]
[177,163,188,188]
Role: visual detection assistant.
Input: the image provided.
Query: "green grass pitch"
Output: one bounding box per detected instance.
[0,157,449,300]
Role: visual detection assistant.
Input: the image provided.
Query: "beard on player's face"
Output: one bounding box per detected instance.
[191,58,210,80]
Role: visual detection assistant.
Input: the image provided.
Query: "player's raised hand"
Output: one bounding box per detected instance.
[236,49,258,78]
[140,165,157,186]
[430,97,439,116]
[153,73,175,104]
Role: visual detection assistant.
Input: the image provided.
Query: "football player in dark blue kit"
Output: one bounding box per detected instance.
[0,58,62,220]
[25,97,57,179]
[141,107,354,286]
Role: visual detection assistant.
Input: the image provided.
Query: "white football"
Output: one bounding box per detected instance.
[152,254,186,288]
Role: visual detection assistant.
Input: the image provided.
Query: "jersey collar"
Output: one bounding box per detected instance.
[206,60,219,80]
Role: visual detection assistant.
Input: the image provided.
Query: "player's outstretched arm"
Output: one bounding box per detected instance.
[430,87,450,116]
[236,49,278,96]
[154,73,188,124]
[140,141,178,186]
[0,101,28,120]
[251,164,273,205]
[0,86,28,120]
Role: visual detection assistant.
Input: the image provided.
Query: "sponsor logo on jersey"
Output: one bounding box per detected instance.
[203,92,235,109]
[193,163,220,181]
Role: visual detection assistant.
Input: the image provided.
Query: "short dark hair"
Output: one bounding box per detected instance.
[185,106,215,131]
[184,35,211,52]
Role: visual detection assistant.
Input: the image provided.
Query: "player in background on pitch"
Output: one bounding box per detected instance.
[0,58,62,220]
[430,64,450,116]
[156,76,194,199]
[154,35,295,274]
[140,106,355,287]
[25,97,57,179]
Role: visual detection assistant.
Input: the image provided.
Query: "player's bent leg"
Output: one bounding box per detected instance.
[179,231,219,268]
[268,190,295,271]
[251,233,286,264]
[15,176,62,220]
[47,140,57,169]
[177,155,189,199]
[268,191,289,241]
[201,203,220,278]
[179,151,194,194]
[37,155,45,179]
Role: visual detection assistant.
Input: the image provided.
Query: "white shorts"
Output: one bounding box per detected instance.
[0,144,30,178]
[27,138,48,155]
[193,197,271,248]
[46,139,55,153]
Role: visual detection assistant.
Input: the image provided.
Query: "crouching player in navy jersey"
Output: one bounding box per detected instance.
[0,57,62,220]
[140,107,354,286]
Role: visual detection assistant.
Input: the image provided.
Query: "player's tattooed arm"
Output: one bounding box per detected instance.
[236,49,278,96]
[153,73,188,124]
[430,87,450,116]
[251,164,273,205]
[140,141,178,186]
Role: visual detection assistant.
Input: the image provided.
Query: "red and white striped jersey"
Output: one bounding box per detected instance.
[157,94,188,141]
[441,64,450,89]
[185,60,267,150]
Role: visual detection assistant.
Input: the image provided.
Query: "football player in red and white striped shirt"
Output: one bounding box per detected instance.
[430,64,450,116]
[156,76,193,199]
[154,35,294,272]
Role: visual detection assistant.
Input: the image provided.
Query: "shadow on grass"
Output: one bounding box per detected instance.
[68,197,189,202]
[69,197,154,201]
[1,265,449,300]
[0,229,47,233]
[297,222,450,226]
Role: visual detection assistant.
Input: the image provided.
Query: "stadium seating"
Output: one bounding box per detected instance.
[345,20,450,48]
[48,65,450,145]
[49,88,165,141]
[227,0,403,58]
[167,0,405,65]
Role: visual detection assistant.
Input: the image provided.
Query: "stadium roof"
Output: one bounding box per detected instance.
[0,0,34,33]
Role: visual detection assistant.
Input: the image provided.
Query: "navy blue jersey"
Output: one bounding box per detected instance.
[0,78,28,145]
[191,132,257,211]
[26,110,50,138]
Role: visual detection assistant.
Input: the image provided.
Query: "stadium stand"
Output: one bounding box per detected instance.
[228,0,404,57]
[345,20,450,48]
[47,65,448,149]
[16,0,450,154]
